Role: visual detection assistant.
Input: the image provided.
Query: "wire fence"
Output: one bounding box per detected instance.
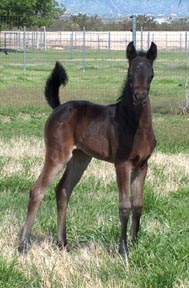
[1,28,189,55]
[0,23,189,112]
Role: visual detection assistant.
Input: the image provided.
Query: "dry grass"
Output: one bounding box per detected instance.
[148,152,189,195]
[0,213,129,288]
[1,137,189,287]
[0,137,44,159]
[1,137,189,191]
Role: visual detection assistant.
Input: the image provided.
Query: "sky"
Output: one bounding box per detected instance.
[60,0,189,16]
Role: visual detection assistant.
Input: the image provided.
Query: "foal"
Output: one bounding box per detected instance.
[18,42,157,255]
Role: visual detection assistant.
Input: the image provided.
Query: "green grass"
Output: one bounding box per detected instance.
[0,112,47,138]
[0,257,41,288]
[153,114,189,153]
[0,49,187,113]
[0,151,189,287]
[0,49,189,287]
[1,111,189,287]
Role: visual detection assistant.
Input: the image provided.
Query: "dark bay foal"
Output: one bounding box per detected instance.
[18,41,157,255]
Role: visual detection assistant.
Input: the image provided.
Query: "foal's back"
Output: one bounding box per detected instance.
[45,100,118,162]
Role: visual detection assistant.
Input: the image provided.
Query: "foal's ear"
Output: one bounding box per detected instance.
[146,42,157,62]
[126,41,137,61]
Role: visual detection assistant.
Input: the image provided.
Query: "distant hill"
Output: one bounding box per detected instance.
[60,0,189,17]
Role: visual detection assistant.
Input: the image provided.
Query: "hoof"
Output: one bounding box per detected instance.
[118,240,129,256]
[118,246,129,256]
[57,241,67,251]
[18,240,30,255]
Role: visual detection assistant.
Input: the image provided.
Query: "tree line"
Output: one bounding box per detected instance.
[55,14,189,32]
[0,0,65,28]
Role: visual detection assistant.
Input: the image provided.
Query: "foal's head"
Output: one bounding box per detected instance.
[126,42,157,107]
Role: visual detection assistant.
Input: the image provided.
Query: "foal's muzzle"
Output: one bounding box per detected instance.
[133,92,147,107]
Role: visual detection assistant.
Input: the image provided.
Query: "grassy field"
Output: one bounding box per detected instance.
[0,49,187,113]
[0,49,189,287]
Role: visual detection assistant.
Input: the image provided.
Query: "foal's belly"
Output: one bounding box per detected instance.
[76,136,113,162]
[75,115,117,162]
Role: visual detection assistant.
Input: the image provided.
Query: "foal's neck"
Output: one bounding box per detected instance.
[118,83,152,131]
[137,99,152,130]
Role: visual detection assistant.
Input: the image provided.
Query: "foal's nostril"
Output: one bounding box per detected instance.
[135,92,147,103]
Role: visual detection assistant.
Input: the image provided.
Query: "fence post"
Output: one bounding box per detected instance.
[14,33,16,50]
[108,32,111,57]
[185,32,188,54]
[131,15,136,47]
[23,26,27,70]
[166,33,168,49]
[140,26,143,50]
[36,30,39,49]
[43,26,46,51]
[179,33,182,51]
[98,33,100,52]
[70,32,74,59]
[18,31,21,50]
[152,33,154,43]
[31,31,34,49]
[82,27,86,72]
[147,31,150,48]
[4,32,7,49]
[125,33,127,49]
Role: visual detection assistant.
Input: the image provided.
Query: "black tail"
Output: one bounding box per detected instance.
[45,62,68,109]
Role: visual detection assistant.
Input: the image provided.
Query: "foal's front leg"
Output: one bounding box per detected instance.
[130,163,148,242]
[115,162,132,255]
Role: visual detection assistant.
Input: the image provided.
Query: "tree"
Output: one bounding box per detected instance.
[0,0,66,28]
[69,14,103,31]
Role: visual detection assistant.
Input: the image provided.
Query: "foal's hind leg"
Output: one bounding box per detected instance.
[55,149,92,249]
[130,163,148,242]
[18,157,65,254]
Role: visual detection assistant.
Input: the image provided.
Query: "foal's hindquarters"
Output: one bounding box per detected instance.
[18,111,91,253]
